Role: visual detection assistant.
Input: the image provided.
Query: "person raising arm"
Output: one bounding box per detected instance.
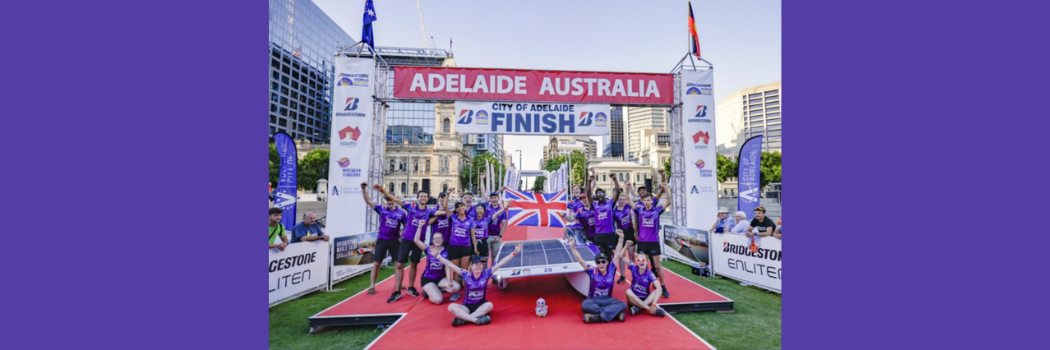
[435,242,523,326]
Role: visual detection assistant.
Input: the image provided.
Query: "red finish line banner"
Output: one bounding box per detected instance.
[394,66,674,105]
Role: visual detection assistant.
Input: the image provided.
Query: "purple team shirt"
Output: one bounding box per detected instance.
[486,204,506,236]
[423,246,448,280]
[587,262,617,298]
[449,215,475,247]
[575,206,597,238]
[374,205,407,241]
[460,268,493,305]
[565,199,582,228]
[628,264,657,299]
[473,215,492,240]
[592,199,616,234]
[636,205,665,242]
[402,202,436,240]
[613,204,634,230]
[429,210,451,242]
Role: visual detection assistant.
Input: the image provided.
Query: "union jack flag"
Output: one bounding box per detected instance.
[502,188,569,227]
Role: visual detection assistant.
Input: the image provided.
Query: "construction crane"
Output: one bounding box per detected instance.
[414,0,428,49]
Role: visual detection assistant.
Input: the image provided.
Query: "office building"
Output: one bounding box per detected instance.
[716,82,781,155]
[603,106,624,158]
[625,106,667,162]
[268,0,356,142]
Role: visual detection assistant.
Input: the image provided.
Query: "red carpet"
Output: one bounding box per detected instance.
[313,226,726,349]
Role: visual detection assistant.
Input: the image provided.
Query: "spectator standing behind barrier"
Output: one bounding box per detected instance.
[745,207,776,238]
[729,211,749,234]
[710,207,736,234]
[292,212,329,243]
[268,207,289,251]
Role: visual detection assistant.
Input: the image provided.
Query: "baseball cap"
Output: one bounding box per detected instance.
[594,253,609,262]
[718,207,730,213]
[469,255,485,264]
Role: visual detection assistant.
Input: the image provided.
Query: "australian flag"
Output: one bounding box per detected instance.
[502,188,569,228]
[361,0,377,53]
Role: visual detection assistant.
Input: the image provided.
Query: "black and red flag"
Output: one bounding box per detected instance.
[688,1,701,59]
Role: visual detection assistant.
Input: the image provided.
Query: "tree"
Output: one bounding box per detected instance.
[459,153,506,193]
[716,153,737,183]
[532,176,547,192]
[297,149,329,192]
[760,151,781,189]
[269,143,280,189]
[664,158,672,178]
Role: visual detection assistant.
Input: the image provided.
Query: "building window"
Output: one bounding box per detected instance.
[766,101,780,107]
[425,159,431,172]
[443,183,448,193]
[443,118,451,133]
[401,183,407,194]
[413,183,419,194]
[389,182,395,193]
[748,93,762,99]
[765,90,779,95]
[389,159,395,171]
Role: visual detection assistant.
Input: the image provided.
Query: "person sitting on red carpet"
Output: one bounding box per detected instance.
[435,244,523,327]
[625,252,666,317]
[569,230,628,323]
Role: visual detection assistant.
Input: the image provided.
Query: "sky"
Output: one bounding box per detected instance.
[313,0,780,171]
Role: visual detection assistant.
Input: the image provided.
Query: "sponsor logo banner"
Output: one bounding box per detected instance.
[269,241,329,306]
[327,57,373,237]
[453,101,610,136]
[662,225,711,267]
[331,232,380,283]
[681,69,718,232]
[396,67,673,105]
[711,233,782,293]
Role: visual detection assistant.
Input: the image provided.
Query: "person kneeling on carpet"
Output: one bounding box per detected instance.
[625,253,666,317]
[412,225,460,304]
[435,244,523,327]
[568,230,628,323]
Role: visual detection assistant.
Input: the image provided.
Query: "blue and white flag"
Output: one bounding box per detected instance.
[361,0,377,53]
[273,132,298,230]
[738,135,764,220]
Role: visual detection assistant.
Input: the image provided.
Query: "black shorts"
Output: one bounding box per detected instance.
[447,244,473,260]
[397,240,423,264]
[375,238,399,263]
[476,238,489,258]
[620,227,636,243]
[465,301,488,314]
[636,241,662,256]
[421,276,443,288]
[594,233,618,253]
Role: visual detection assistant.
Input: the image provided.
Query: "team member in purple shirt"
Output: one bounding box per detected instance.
[613,187,638,284]
[446,202,477,302]
[472,200,510,267]
[587,168,621,258]
[427,193,452,247]
[360,183,407,298]
[569,229,628,323]
[485,193,509,263]
[628,169,666,209]
[560,195,596,242]
[435,243,524,327]
[412,223,460,304]
[461,192,478,217]
[373,186,447,302]
[636,183,671,298]
[625,253,666,317]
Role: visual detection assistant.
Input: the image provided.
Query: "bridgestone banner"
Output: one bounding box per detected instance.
[330,231,381,285]
[680,69,718,231]
[710,233,782,293]
[395,67,674,105]
[453,101,610,136]
[270,241,330,306]
[326,57,374,237]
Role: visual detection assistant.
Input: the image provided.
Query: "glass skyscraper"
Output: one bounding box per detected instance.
[268,0,356,142]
